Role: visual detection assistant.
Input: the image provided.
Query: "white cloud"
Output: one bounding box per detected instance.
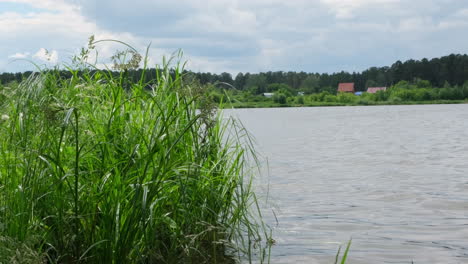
[321,0,400,19]
[398,17,432,32]
[33,48,59,63]
[8,52,30,59]
[454,8,468,18]
[1,0,468,74]
[0,0,175,72]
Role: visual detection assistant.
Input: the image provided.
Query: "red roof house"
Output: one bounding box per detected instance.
[367,87,387,93]
[338,83,355,93]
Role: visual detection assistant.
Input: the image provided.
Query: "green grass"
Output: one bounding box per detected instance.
[334,240,352,264]
[0,40,270,263]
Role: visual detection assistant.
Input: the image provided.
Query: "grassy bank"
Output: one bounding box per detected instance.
[0,41,270,263]
[206,79,468,109]
[222,99,467,109]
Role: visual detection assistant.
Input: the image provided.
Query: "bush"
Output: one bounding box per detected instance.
[273,93,287,104]
[324,94,337,102]
[373,90,388,101]
[0,39,270,263]
[357,98,370,105]
[389,96,402,103]
[416,79,431,88]
[267,83,292,93]
[297,96,305,104]
[337,92,356,104]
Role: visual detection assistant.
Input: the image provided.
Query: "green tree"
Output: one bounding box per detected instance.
[365,79,377,89]
[245,74,267,94]
[267,83,292,93]
[234,72,246,89]
[300,75,320,93]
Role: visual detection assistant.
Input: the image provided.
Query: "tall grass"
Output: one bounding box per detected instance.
[0,39,270,263]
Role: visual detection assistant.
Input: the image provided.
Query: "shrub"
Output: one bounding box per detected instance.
[324,94,337,102]
[297,96,305,104]
[273,93,287,104]
[337,93,356,104]
[0,38,271,263]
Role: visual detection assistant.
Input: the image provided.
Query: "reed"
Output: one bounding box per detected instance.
[0,39,270,263]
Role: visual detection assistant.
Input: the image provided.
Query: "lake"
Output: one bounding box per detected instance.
[227,104,468,264]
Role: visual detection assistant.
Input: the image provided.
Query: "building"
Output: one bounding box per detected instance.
[367,87,387,93]
[338,83,355,93]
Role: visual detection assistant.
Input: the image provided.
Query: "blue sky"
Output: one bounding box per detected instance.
[1,0,468,74]
[0,2,49,13]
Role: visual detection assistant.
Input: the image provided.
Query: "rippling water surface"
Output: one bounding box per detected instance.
[227,104,468,264]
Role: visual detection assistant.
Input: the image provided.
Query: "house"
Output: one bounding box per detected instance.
[367,87,387,93]
[263,93,274,98]
[338,83,355,93]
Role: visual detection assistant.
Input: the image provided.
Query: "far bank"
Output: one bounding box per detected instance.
[222,99,468,109]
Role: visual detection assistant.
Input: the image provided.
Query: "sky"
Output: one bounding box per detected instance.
[1,0,468,74]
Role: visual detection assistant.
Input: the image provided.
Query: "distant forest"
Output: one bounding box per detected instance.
[1,53,468,94]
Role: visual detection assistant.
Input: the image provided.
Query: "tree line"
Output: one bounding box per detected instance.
[1,53,468,94]
[193,53,468,94]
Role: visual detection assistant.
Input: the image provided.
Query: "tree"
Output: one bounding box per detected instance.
[219,72,233,84]
[365,79,377,88]
[245,74,267,94]
[234,73,246,90]
[300,75,320,93]
[267,83,292,93]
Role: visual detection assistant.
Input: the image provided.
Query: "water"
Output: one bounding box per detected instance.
[227,104,468,264]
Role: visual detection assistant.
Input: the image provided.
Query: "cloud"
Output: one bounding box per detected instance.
[0,0,175,72]
[1,0,468,74]
[8,52,30,59]
[33,48,59,63]
[321,0,400,19]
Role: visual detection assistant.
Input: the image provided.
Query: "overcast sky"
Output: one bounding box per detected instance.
[1,0,468,74]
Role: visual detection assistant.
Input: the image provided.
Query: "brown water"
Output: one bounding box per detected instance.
[228,104,468,264]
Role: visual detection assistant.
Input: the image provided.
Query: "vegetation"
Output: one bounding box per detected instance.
[187,53,468,93]
[200,78,468,108]
[335,240,352,264]
[2,37,462,263]
[4,53,468,109]
[3,53,468,95]
[0,39,271,263]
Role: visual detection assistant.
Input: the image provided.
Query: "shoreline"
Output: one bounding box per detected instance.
[221,100,468,109]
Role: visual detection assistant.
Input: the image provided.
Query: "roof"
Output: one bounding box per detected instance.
[367,87,387,93]
[338,83,355,92]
